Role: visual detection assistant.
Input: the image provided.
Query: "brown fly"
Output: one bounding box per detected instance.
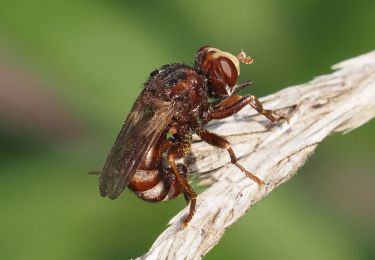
[97,46,285,226]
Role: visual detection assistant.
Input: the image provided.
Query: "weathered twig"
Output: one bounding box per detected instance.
[138,51,375,260]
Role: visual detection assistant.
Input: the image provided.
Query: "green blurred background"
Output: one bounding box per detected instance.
[0,1,374,259]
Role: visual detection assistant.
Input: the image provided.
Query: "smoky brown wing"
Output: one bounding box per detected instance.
[99,94,176,199]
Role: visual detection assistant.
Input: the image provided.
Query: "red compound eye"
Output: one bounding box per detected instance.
[217,56,238,87]
[195,47,241,96]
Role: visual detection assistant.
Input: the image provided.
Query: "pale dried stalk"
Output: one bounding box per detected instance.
[138,51,375,260]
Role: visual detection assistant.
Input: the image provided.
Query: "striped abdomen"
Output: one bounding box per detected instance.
[128,165,186,201]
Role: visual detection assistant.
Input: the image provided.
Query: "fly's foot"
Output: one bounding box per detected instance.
[263,109,289,123]
[180,195,196,228]
[235,162,264,186]
[273,110,290,123]
[181,208,196,228]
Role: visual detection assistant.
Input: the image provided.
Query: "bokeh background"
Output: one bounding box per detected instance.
[0,1,374,259]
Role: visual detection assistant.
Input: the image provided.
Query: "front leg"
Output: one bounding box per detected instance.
[210,81,252,107]
[232,80,252,95]
[212,94,286,122]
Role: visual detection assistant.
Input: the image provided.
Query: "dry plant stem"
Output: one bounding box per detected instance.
[138,51,375,260]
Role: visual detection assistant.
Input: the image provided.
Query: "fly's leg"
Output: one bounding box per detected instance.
[210,82,251,107]
[168,148,197,227]
[247,95,287,122]
[167,128,197,227]
[196,129,263,186]
[212,94,287,122]
[232,80,252,94]
[166,128,196,227]
[212,95,243,117]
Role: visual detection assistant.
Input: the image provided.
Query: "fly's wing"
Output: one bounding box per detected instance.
[99,93,176,199]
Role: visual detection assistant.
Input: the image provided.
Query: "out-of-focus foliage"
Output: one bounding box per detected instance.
[0,1,374,259]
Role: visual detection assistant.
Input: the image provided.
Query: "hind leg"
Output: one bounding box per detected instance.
[167,147,197,227]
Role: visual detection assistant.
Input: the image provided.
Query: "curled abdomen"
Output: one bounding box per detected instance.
[128,164,187,202]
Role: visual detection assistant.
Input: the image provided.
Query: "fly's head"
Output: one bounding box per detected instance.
[195,46,254,97]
